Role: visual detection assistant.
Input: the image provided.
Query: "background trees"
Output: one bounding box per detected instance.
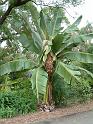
[0,0,84,25]
[0,0,93,118]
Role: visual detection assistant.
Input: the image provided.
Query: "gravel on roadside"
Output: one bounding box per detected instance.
[0,100,93,124]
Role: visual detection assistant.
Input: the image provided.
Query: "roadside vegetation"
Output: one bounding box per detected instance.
[0,0,93,118]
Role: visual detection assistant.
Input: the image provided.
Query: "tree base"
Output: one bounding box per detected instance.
[40,104,55,112]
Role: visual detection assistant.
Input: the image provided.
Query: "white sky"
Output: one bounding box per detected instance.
[67,0,93,27]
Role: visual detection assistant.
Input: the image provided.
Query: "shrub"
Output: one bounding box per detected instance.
[52,73,92,107]
[0,80,37,118]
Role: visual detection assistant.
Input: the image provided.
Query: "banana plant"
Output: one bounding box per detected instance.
[0,3,93,105]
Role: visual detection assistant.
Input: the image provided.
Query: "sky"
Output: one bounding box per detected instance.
[67,0,93,27]
[44,0,93,27]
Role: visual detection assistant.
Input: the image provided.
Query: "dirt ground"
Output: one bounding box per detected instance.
[1,100,93,124]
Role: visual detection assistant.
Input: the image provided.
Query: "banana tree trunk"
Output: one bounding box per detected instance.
[45,52,53,105]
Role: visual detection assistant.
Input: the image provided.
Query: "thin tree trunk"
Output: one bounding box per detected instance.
[0,5,13,25]
[47,76,52,105]
[45,52,53,105]
[0,0,31,25]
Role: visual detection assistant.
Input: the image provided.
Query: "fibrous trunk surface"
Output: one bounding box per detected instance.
[45,52,54,105]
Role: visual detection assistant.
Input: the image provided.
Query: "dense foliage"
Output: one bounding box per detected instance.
[0,79,37,118]
[0,0,93,118]
[52,73,92,106]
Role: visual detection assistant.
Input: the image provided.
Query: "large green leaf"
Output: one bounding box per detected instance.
[55,61,81,84]
[63,33,93,43]
[16,11,43,54]
[20,11,43,49]
[41,7,66,40]
[52,34,64,54]
[64,15,82,33]
[10,10,43,54]
[0,59,36,76]
[52,30,93,55]
[31,29,43,50]
[57,33,93,55]
[64,52,93,63]
[65,64,93,79]
[19,32,42,54]
[26,3,45,40]
[50,8,64,39]
[31,68,48,101]
[40,10,49,40]
[72,15,82,26]
[78,67,93,79]
[52,19,84,52]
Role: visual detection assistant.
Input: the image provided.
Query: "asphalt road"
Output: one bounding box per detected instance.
[33,110,93,124]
